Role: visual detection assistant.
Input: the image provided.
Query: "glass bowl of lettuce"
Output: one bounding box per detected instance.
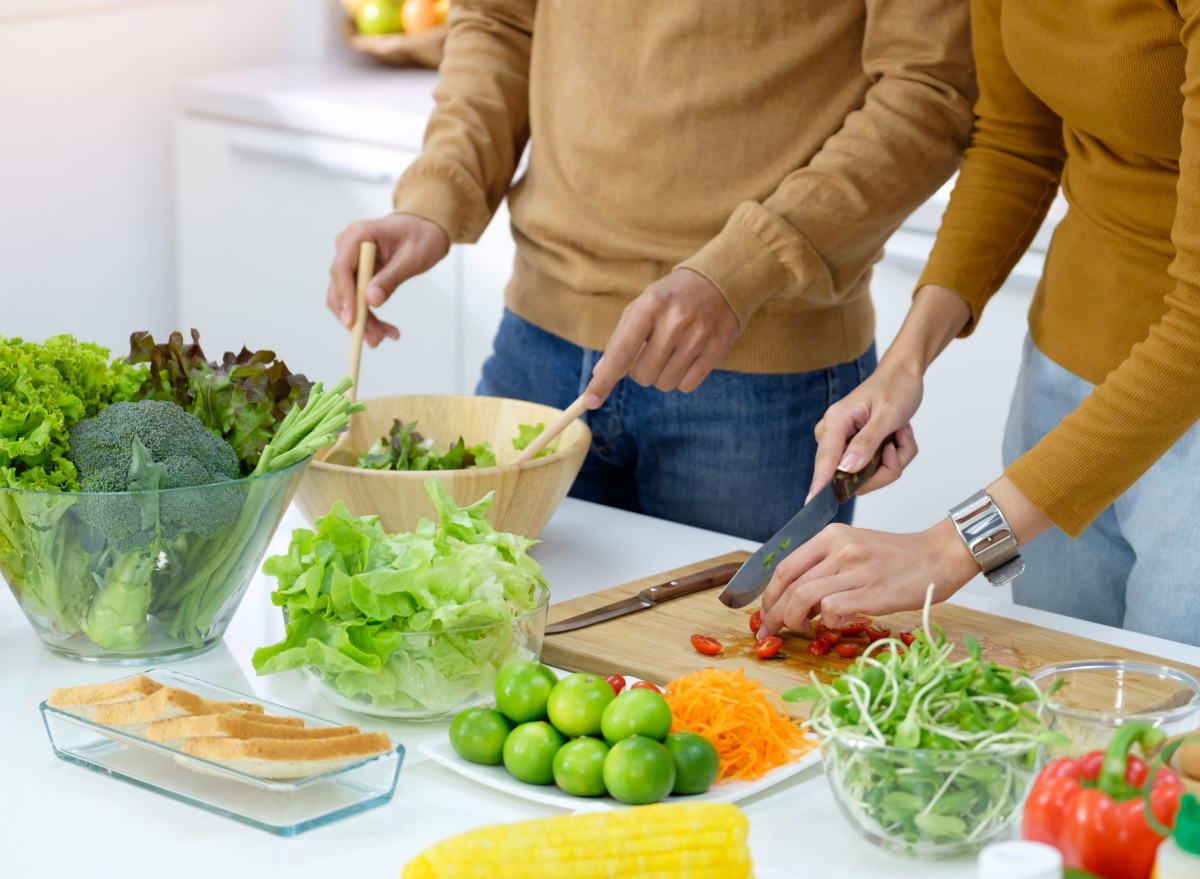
[253,479,552,720]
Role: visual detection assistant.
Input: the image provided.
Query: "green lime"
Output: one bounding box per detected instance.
[448,707,511,765]
[494,660,559,724]
[502,721,564,785]
[354,0,402,34]
[552,737,610,797]
[600,688,673,744]
[603,735,676,805]
[547,673,616,738]
[663,731,719,795]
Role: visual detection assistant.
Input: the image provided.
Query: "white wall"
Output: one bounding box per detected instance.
[0,0,332,354]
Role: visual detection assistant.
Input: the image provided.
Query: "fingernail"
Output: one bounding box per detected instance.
[804,490,815,505]
[584,394,601,409]
[367,286,385,307]
[341,306,353,328]
[837,452,861,472]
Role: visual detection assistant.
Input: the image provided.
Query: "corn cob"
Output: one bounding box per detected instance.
[401,801,752,879]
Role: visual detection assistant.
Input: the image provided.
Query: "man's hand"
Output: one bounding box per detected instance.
[584,268,740,407]
[327,213,450,348]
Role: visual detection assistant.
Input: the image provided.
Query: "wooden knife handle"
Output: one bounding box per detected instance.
[832,432,897,504]
[638,562,742,604]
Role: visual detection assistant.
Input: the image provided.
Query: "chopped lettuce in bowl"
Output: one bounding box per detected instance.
[252,480,550,719]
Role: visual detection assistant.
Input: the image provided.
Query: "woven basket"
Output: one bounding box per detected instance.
[341,17,447,69]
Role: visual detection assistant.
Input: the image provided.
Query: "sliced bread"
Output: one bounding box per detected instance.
[180,732,393,779]
[93,687,303,737]
[147,714,359,749]
[48,675,163,719]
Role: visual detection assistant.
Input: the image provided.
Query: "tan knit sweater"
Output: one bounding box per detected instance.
[920,0,1200,537]
[394,0,976,374]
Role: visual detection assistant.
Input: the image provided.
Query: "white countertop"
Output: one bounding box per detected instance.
[8,497,1200,878]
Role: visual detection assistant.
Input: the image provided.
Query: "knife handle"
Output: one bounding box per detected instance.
[832,432,897,504]
[638,562,742,604]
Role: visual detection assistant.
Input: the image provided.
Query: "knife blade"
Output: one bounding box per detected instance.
[545,562,742,635]
[718,434,896,609]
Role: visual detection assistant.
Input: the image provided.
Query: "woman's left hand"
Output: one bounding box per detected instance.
[756,517,982,637]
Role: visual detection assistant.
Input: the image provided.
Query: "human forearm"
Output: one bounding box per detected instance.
[880,283,973,376]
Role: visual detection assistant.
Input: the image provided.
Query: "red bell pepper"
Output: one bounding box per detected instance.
[1023,722,1184,879]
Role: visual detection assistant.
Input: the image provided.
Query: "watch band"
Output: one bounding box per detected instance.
[948,490,1025,587]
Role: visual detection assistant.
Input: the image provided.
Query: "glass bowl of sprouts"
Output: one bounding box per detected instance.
[783,595,1067,860]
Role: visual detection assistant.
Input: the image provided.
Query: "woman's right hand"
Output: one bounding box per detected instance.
[806,363,925,502]
[327,213,450,348]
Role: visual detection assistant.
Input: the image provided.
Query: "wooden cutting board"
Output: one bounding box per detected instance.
[542,552,1200,717]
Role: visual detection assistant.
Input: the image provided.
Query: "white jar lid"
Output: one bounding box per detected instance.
[977,840,1063,879]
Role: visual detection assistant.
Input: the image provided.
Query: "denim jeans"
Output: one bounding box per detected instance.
[477,311,877,542]
[1003,335,1200,646]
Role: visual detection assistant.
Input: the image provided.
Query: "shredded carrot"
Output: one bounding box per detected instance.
[663,668,816,784]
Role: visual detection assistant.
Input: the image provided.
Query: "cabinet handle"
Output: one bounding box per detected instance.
[229,142,397,185]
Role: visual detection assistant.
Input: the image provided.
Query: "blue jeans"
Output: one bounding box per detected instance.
[477,311,877,542]
[1004,335,1200,646]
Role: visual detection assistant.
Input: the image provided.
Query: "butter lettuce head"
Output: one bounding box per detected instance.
[252,479,548,713]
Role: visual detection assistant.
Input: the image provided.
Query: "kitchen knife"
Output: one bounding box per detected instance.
[545,562,742,635]
[718,434,897,609]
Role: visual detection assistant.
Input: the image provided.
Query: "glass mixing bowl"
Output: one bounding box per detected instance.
[1,458,309,663]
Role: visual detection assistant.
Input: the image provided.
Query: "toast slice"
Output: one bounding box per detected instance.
[49,675,163,719]
[92,687,303,737]
[180,732,393,779]
[147,714,359,750]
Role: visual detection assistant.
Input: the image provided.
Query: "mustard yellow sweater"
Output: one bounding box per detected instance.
[921,0,1200,537]
[395,1,976,374]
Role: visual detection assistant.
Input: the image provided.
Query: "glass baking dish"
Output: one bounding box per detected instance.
[39,668,404,835]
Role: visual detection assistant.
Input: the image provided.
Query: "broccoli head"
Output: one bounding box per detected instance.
[65,400,244,553]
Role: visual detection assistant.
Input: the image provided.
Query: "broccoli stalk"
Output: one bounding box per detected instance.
[80,545,158,650]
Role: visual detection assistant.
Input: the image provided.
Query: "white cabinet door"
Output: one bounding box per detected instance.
[175,115,458,400]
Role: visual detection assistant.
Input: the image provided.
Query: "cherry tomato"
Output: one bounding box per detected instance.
[865,624,892,643]
[749,610,762,634]
[815,629,841,646]
[690,634,722,656]
[836,616,872,636]
[899,629,916,647]
[834,643,858,659]
[606,674,626,696]
[806,638,830,656]
[631,681,662,693]
[754,636,783,659]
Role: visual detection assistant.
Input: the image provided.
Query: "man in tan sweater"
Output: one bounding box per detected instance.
[328,1,975,541]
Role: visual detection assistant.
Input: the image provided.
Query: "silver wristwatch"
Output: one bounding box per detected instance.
[948,490,1025,587]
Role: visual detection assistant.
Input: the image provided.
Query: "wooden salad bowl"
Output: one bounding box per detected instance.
[296,395,591,539]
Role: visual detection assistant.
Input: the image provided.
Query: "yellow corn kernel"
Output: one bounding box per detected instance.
[402,802,752,879]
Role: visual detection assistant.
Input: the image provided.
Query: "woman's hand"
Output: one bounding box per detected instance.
[327,213,450,348]
[583,268,740,407]
[756,517,981,636]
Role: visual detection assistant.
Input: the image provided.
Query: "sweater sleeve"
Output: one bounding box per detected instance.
[918,0,1067,335]
[1004,1,1200,536]
[391,0,534,244]
[677,0,976,328]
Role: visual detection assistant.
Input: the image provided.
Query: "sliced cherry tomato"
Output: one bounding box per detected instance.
[865,624,892,643]
[815,629,841,646]
[834,643,858,659]
[754,636,783,659]
[605,674,626,696]
[899,629,916,647]
[749,610,762,634]
[836,616,872,636]
[690,634,723,656]
[806,638,830,656]
[631,680,662,693]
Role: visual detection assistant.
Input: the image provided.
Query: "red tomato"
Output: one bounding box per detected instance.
[690,634,722,656]
[836,616,872,636]
[631,680,662,693]
[606,674,626,696]
[806,638,830,656]
[816,629,841,646]
[835,643,858,659]
[749,610,762,634]
[865,624,891,642]
[754,636,783,659]
[899,629,916,647]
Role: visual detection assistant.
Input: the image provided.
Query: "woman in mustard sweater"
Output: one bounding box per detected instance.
[759,0,1200,645]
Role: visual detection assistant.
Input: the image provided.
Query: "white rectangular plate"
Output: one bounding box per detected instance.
[418,736,820,812]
